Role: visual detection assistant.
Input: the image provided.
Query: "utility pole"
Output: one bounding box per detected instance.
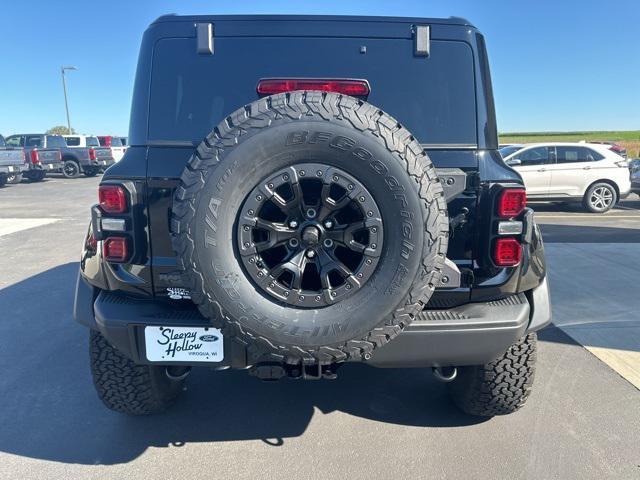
[61,66,78,134]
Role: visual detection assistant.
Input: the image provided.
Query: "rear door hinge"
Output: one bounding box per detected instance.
[196,23,214,55]
[413,25,430,57]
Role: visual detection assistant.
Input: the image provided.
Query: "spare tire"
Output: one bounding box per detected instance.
[172,91,448,365]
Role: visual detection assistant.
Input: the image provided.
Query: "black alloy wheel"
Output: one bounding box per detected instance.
[237,163,383,308]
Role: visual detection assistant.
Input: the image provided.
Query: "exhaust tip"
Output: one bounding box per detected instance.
[165,366,192,381]
[432,366,457,383]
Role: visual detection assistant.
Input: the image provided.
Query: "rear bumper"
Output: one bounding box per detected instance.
[0,164,28,175]
[29,161,63,172]
[74,272,551,369]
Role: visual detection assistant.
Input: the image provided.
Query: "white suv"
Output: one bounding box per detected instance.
[501,143,631,213]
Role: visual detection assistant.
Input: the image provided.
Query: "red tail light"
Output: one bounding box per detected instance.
[494,238,522,267]
[257,78,370,96]
[103,237,128,262]
[30,149,40,164]
[89,148,97,161]
[22,150,26,163]
[99,185,128,213]
[498,188,526,218]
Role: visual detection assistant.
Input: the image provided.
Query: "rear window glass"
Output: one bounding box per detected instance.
[25,135,42,147]
[47,135,67,148]
[149,37,477,146]
[86,137,100,147]
[110,137,122,147]
[65,136,80,146]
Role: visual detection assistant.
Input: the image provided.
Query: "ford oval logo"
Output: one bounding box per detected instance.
[199,334,219,342]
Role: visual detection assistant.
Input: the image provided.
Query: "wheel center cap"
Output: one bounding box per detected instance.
[301,226,321,246]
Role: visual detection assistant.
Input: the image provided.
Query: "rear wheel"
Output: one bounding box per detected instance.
[26,170,46,182]
[447,333,537,417]
[7,173,22,184]
[583,182,617,213]
[62,159,80,178]
[90,330,185,415]
[84,166,100,177]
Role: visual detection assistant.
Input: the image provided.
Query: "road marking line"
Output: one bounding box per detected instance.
[0,218,61,238]
[560,325,640,390]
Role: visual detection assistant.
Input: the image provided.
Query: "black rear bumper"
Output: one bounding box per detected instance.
[74,272,551,369]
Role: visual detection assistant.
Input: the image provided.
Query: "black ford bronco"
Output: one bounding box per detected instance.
[74,14,551,417]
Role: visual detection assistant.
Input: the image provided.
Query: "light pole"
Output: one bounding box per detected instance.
[61,66,78,134]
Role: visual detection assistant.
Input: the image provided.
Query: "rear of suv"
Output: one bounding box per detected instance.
[74,15,550,417]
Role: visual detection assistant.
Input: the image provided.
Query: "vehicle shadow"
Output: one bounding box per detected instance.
[0,263,485,466]
[539,224,640,243]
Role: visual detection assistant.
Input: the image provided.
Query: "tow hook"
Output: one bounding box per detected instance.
[165,366,192,381]
[432,366,457,382]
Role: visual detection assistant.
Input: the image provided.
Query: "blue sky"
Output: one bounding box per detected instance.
[1,0,638,136]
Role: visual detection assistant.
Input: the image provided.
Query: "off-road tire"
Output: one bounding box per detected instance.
[448,333,537,417]
[172,91,448,365]
[89,330,184,415]
[582,182,617,213]
[7,173,22,184]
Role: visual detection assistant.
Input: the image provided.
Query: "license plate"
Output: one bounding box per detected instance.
[48,164,55,169]
[8,166,15,172]
[99,160,107,165]
[144,326,223,362]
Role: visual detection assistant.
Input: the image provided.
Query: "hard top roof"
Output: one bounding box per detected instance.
[151,13,474,27]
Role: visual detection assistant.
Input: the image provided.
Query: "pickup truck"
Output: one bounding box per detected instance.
[0,134,28,186]
[4,134,64,182]
[62,135,115,177]
[97,135,127,162]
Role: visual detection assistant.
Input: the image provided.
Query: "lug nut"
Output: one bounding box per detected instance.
[324,220,333,229]
[289,238,299,247]
[289,220,298,229]
[306,208,316,218]
[306,249,316,259]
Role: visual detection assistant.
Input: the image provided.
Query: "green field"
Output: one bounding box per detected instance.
[499,130,640,158]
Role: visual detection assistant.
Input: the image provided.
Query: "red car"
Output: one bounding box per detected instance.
[590,141,627,158]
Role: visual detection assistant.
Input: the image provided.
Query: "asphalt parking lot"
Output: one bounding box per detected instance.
[0,176,638,479]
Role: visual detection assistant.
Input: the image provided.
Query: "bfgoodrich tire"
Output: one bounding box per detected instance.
[448,333,537,417]
[172,91,448,366]
[90,330,185,415]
